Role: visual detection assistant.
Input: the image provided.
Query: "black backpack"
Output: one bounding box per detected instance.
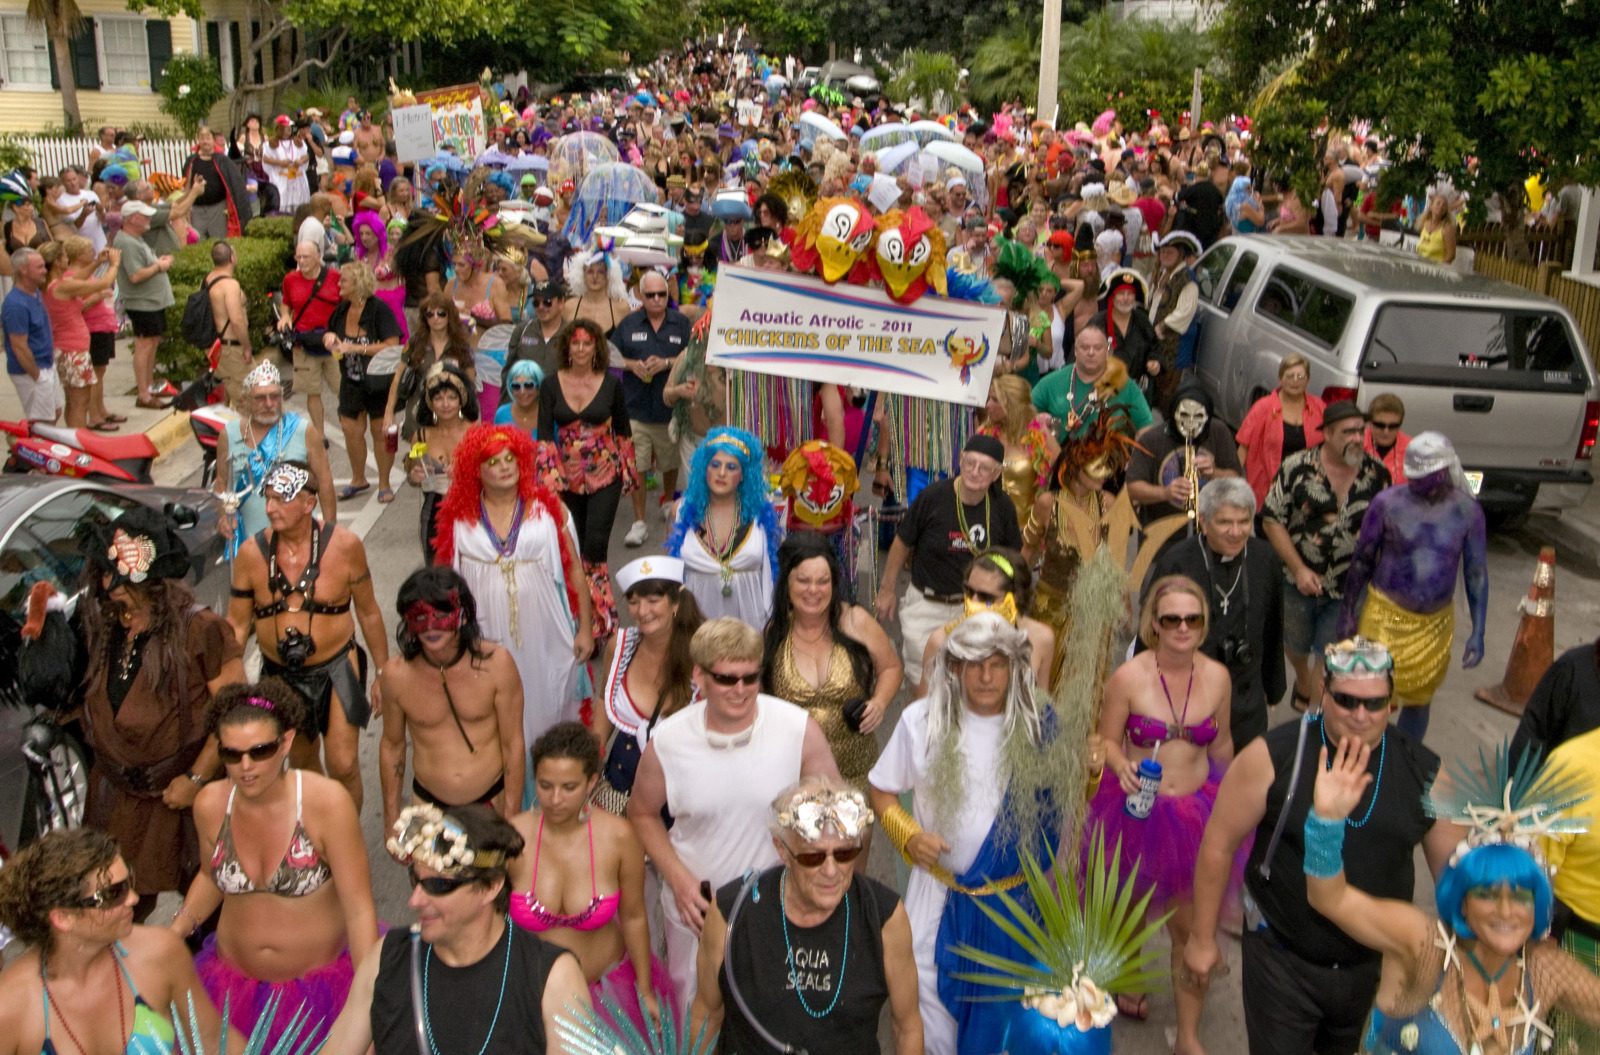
[180,274,230,347]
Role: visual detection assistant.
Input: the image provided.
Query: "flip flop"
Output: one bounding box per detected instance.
[102,413,128,424]
[135,398,167,410]
[86,420,119,432]
[377,489,396,504]
[1115,993,1149,1021]
[338,483,371,500]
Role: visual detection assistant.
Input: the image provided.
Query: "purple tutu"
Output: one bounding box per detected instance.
[590,953,678,1036]
[194,933,354,1049]
[1083,760,1249,908]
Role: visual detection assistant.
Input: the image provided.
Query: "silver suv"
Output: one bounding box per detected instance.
[1191,235,1597,520]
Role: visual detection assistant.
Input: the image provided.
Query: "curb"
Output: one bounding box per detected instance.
[1518,512,1600,576]
[145,410,193,460]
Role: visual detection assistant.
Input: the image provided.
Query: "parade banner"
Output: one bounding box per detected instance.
[414,84,488,158]
[704,266,1007,406]
[390,104,438,164]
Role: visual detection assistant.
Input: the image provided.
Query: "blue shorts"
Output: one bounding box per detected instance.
[1281,581,1341,656]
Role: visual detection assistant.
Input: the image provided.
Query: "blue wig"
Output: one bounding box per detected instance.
[488,170,518,199]
[666,426,781,579]
[1434,843,1553,940]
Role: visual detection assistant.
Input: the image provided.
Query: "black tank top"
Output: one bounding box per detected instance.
[716,868,898,1055]
[371,920,566,1055]
[1245,718,1439,967]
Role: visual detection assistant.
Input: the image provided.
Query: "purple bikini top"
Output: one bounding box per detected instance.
[1125,713,1219,749]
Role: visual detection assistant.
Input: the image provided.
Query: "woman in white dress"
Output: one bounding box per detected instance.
[263,115,311,214]
[435,423,593,807]
[665,426,781,628]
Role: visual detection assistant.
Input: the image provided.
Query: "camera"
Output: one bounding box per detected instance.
[1219,635,1253,669]
[277,627,315,669]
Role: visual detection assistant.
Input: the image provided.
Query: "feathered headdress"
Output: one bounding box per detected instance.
[856,207,948,304]
[1425,741,1591,873]
[767,167,818,226]
[1051,403,1140,489]
[397,166,546,275]
[992,237,1053,304]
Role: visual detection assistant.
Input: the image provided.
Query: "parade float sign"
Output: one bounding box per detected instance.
[704,266,1006,406]
[414,84,489,158]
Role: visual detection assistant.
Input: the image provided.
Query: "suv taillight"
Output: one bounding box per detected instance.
[1321,386,1359,404]
[1577,401,1599,461]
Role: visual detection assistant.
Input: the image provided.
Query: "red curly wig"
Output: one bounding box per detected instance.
[434,424,569,570]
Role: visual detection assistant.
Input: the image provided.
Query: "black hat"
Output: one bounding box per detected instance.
[81,506,191,589]
[963,434,1006,464]
[1322,400,1365,428]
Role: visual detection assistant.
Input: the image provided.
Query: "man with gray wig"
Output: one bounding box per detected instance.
[869,611,1083,1055]
[1143,475,1286,749]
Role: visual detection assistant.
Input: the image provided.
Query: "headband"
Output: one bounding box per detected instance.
[387,803,507,874]
[775,787,875,842]
[244,696,276,712]
[981,553,1016,579]
[244,359,281,390]
[262,463,312,502]
[709,435,750,457]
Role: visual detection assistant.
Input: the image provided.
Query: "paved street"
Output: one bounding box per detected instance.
[118,379,1597,1052]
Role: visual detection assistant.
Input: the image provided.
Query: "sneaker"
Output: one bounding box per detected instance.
[624,520,648,547]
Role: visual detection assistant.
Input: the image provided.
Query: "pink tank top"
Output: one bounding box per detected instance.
[44,279,90,352]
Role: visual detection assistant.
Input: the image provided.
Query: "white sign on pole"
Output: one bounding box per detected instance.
[705,266,1007,406]
[392,104,438,164]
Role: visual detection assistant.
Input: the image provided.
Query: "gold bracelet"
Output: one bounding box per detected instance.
[879,804,922,860]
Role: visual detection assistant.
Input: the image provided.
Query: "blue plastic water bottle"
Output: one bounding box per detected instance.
[1124,759,1163,819]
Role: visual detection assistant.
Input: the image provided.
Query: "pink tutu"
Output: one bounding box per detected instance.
[194,933,354,1049]
[1083,760,1249,908]
[590,953,677,1037]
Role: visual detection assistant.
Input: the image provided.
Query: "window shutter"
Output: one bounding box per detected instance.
[70,22,98,90]
[205,20,220,67]
[228,21,241,86]
[146,19,171,91]
[48,32,58,89]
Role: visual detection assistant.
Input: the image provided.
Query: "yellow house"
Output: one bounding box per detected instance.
[0,0,245,133]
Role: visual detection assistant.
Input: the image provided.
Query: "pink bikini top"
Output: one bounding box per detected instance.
[1125,713,1219,749]
[509,814,620,933]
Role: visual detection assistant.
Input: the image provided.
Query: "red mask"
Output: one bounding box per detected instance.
[404,599,463,637]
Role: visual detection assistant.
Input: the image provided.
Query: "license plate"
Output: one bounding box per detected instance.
[1464,471,1484,496]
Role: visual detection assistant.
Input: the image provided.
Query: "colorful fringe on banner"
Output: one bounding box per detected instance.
[881,394,975,499]
[727,369,813,460]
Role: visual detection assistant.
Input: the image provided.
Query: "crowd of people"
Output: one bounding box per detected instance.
[1,37,1599,1055]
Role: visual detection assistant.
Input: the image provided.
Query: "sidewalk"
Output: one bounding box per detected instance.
[1520,482,1600,574]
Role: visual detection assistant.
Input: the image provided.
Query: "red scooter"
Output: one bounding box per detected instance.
[0,419,158,483]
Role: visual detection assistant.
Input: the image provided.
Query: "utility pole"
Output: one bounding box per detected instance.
[1037,0,1061,125]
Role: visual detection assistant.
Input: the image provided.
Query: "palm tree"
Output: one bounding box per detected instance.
[26,0,84,129]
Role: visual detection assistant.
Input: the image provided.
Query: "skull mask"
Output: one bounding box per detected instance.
[1174,398,1208,441]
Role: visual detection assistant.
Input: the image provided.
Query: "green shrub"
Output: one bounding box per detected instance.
[158,55,228,139]
[156,229,295,381]
[245,215,296,244]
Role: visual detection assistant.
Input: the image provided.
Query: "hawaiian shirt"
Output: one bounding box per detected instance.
[1262,447,1391,598]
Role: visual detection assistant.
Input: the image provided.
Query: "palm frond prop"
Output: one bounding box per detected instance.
[1424,740,1592,867]
[951,829,1172,1015]
[170,991,323,1055]
[554,997,717,1055]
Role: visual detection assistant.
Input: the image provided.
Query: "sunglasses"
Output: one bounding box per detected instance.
[408,867,475,896]
[643,291,669,299]
[964,585,1003,605]
[72,874,134,911]
[707,670,762,687]
[1157,613,1205,630]
[1369,420,1402,431]
[424,309,450,319]
[534,297,559,307]
[1323,689,1391,713]
[786,845,864,868]
[509,381,538,392]
[219,737,284,765]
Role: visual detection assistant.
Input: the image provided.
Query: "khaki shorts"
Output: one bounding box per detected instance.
[630,419,678,475]
[214,344,251,408]
[12,369,64,421]
[294,351,341,402]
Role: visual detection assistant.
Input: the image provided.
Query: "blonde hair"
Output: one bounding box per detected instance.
[986,375,1036,447]
[1277,352,1311,380]
[690,616,763,669]
[339,258,377,301]
[61,235,94,266]
[1138,574,1210,648]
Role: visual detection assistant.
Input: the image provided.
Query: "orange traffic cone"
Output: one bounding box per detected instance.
[1476,546,1556,717]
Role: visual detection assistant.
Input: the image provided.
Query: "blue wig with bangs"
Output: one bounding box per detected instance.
[665,426,780,579]
[1434,842,1553,940]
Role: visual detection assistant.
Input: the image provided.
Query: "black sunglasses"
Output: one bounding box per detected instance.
[534,297,559,307]
[964,585,1003,605]
[642,291,669,299]
[510,381,538,392]
[1369,420,1402,431]
[1324,689,1392,713]
[787,845,863,868]
[218,738,283,765]
[1157,613,1205,630]
[408,867,475,896]
[424,309,450,319]
[707,670,761,687]
[72,874,134,911]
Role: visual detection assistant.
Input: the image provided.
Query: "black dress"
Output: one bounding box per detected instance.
[1103,304,1161,388]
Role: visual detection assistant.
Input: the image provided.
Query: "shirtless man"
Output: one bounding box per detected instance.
[227,461,388,810]
[352,110,384,167]
[379,567,526,844]
[1336,431,1488,741]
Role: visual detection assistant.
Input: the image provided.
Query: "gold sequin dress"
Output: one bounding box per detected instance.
[771,635,878,789]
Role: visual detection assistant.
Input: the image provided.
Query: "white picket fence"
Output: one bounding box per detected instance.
[10,136,193,178]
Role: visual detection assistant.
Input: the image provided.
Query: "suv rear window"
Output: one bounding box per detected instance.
[1254,267,1354,347]
[1361,304,1587,391]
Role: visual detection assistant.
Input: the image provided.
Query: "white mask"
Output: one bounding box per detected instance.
[1174,398,1208,440]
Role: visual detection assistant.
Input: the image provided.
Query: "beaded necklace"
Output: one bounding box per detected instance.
[1319,717,1385,828]
[954,485,990,553]
[701,503,742,597]
[780,870,850,1019]
[423,916,514,1055]
[479,497,526,559]
[41,950,126,1055]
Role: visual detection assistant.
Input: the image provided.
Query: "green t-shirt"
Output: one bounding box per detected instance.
[1031,363,1153,440]
[114,230,174,312]
[141,201,180,258]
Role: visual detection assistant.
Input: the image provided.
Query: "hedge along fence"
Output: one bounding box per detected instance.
[157,215,296,380]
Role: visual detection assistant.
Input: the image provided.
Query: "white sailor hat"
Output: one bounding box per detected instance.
[615,556,686,595]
